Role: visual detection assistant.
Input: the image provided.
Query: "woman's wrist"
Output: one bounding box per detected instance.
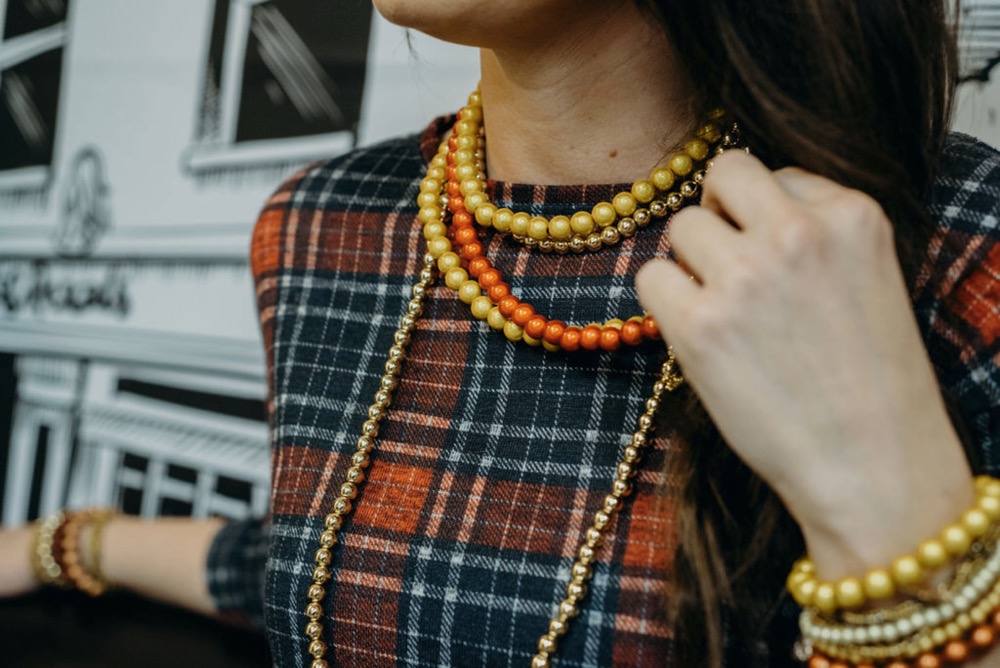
[779,419,973,581]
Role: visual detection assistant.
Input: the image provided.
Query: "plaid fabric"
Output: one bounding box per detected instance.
[207,120,1000,667]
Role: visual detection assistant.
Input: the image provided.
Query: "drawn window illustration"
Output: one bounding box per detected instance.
[0,0,70,189]
[960,1,1000,82]
[187,0,373,173]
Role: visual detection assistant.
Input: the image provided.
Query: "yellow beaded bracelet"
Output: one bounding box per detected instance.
[787,476,1000,614]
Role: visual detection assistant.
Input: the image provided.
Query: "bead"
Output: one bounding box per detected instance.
[941,523,972,555]
[524,315,547,339]
[580,325,602,351]
[308,584,325,600]
[792,578,818,607]
[528,216,549,241]
[445,268,469,291]
[471,296,492,320]
[685,138,710,161]
[560,327,582,351]
[813,583,837,615]
[892,555,924,587]
[548,215,572,240]
[591,202,617,227]
[531,655,549,668]
[612,192,637,217]
[942,640,969,662]
[835,577,865,609]
[620,320,643,346]
[503,321,524,342]
[600,227,620,245]
[599,327,621,351]
[306,602,323,620]
[498,295,520,318]
[488,283,510,302]
[487,307,506,331]
[917,539,949,569]
[309,640,327,658]
[492,208,513,232]
[512,304,535,326]
[510,212,531,236]
[978,494,1000,520]
[863,568,896,599]
[570,211,595,235]
[631,179,656,203]
[808,656,831,668]
[962,508,991,538]
[971,623,995,648]
[543,320,566,345]
[669,152,694,176]
[650,167,675,191]
[915,655,941,668]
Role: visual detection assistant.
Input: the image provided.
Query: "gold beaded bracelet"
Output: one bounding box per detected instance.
[802,536,1000,662]
[787,476,1000,614]
[30,509,116,596]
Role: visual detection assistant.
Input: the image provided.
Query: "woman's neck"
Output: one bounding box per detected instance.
[478,3,695,186]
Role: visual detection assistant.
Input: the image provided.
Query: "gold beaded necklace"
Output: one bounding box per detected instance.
[302,91,742,667]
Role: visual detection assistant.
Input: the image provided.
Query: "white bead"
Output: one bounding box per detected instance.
[843,628,856,644]
[882,622,898,641]
[855,627,869,644]
[897,618,914,635]
[940,603,956,620]
[831,628,844,643]
[911,612,926,628]
[925,608,942,626]
[963,584,977,600]
[954,594,970,611]
[869,624,885,642]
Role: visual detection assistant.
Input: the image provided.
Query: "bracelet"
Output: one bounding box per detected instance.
[59,508,116,596]
[802,533,1000,651]
[788,476,1000,614]
[30,511,68,587]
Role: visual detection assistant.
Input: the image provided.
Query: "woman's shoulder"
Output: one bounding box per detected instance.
[248,120,448,284]
[929,132,1000,237]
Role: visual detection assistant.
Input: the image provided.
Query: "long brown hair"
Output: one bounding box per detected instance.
[639,2,960,665]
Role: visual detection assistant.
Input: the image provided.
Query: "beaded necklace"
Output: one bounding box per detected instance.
[302,89,742,667]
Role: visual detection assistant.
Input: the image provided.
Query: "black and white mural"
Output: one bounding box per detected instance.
[0,0,477,529]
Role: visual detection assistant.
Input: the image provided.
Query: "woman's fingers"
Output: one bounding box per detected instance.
[701,150,796,230]
[635,257,699,346]
[667,206,742,284]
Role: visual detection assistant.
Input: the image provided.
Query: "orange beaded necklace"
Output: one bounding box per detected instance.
[421,87,737,352]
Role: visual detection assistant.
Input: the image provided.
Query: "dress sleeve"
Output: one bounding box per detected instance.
[206,518,270,630]
[920,134,1000,474]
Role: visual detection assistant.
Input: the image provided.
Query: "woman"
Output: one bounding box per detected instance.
[4,1,1000,666]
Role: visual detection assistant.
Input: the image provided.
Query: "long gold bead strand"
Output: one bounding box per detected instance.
[303,254,437,668]
[531,352,684,668]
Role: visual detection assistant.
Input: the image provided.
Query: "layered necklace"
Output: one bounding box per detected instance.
[302,88,741,668]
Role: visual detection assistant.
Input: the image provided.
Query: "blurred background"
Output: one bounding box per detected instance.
[0,0,998,665]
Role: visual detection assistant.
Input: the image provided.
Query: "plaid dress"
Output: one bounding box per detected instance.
[207,119,1000,667]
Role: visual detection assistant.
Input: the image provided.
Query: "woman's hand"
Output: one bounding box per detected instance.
[636,151,973,578]
[0,525,39,598]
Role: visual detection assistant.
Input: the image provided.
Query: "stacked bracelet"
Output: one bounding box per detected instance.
[31,508,116,596]
[788,478,1000,614]
[790,476,1000,667]
[30,510,68,587]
